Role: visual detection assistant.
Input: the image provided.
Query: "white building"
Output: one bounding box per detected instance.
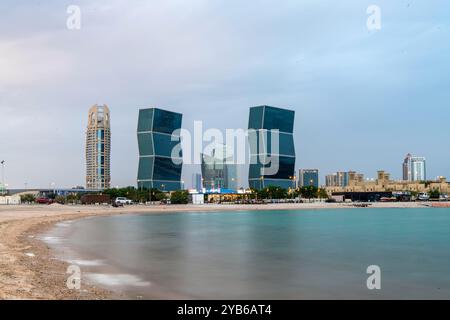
[0,195,21,205]
[403,154,426,181]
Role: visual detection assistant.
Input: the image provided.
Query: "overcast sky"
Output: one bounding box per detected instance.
[1,0,449,189]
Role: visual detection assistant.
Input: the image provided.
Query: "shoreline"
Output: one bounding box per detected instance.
[0,202,433,299]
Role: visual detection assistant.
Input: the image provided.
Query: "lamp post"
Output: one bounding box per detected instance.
[289,176,296,189]
[1,160,5,195]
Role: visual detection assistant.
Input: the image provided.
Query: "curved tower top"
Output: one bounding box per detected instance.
[88,104,110,129]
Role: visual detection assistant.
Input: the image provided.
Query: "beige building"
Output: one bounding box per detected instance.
[325,170,449,195]
[325,171,365,187]
[86,105,111,190]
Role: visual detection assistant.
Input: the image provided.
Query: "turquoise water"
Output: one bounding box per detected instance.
[46,208,450,299]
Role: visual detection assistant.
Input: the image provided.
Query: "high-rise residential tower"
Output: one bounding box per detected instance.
[248,105,296,189]
[86,104,111,190]
[325,171,363,187]
[403,153,426,181]
[201,144,237,191]
[137,108,183,191]
[299,169,319,188]
[325,174,337,187]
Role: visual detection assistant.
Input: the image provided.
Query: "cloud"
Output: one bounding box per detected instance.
[0,0,450,188]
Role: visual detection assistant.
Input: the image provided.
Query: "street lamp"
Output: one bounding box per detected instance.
[1,160,5,195]
[289,176,296,189]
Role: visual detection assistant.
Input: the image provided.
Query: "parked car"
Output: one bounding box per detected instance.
[417,192,430,201]
[439,194,449,202]
[115,197,133,205]
[36,197,53,205]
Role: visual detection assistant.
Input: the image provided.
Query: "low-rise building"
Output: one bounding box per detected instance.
[325,170,449,195]
[0,195,21,205]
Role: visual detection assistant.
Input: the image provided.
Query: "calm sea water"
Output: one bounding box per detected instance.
[44,208,450,299]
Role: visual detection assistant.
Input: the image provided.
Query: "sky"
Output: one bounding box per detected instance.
[0,0,450,189]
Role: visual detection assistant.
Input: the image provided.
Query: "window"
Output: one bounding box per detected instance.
[137,109,154,132]
[262,106,294,133]
[153,133,182,157]
[153,157,182,181]
[153,109,182,134]
[138,132,153,156]
[138,157,154,180]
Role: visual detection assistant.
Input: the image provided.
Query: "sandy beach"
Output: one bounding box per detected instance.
[0,202,431,300]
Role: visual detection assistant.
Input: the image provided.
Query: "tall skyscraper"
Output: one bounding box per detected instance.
[299,169,319,188]
[201,144,237,190]
[248,105,296,189]
[137,108,183,191]
[85,104,111,190]
[403,153,412,180]
[403,153,426,181]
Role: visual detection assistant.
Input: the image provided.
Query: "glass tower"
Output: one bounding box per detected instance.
[137,108,183,191]
[248,105,296,190]
[86,104,111,190]
[411,157,426,181]
[201,144,237,191]
[299,169,319,188]
[403,154,426,181]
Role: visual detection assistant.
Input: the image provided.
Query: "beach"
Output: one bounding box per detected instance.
[0,202,432,299]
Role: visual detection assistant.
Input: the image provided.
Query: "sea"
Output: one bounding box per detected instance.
[41,208,450,299]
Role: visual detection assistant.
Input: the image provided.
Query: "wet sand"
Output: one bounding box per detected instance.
[0,202,429,299]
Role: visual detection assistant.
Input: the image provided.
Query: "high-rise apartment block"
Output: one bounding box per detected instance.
[248,106,296,189]
[137,108,183,191]
[299,169,319,188]
[403,153,426,181]
[201,144,238,191]
[86,104,111,190]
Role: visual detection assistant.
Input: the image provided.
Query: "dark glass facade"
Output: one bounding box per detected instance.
[248,105,296,190]
[137,108,183,191]
[299,169,319,188]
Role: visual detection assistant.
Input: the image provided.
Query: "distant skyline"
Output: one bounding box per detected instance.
[1,1,450,188]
